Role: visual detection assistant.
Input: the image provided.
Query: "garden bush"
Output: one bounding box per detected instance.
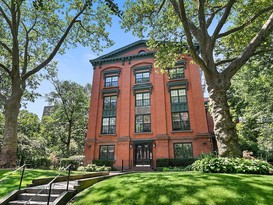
[76,164,111,172]
[26,157,51,169]
[191,157,272,174]
[92,159,115,167]
[156,158,196,168]
[60,155,84,170]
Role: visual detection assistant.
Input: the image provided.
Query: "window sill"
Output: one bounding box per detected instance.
[134,132,153,135]
[171,130,193,133]
[100,134,117,137]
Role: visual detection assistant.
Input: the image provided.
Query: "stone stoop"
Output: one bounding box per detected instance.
[128,166,154,172]
[7,187,73,205]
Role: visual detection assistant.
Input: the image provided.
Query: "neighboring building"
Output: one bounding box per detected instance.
[84,40,213,169]
[42,106,54,117]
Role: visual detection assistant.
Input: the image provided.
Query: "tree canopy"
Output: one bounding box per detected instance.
[0,0,121,167]
[122,0,273,157]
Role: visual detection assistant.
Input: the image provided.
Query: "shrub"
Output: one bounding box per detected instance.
[92,159,114,167]
[169,158,196,167]
[26,157,51,169]
[191,157,272,174]
[77,164,111,172]
[156,158,169,167]
[60,155,85,170]
[156,158,196,168]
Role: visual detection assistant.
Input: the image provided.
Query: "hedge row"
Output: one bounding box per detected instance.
[156,158,196,168]
[191,157,272,174]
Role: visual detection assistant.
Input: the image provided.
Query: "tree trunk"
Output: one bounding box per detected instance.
[0,98,21,168]
[206,75,242,157]
[66,121,73,156]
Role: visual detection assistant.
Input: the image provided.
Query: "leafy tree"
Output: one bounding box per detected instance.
[45,80,90,157]
[122,0,273,157]
[0,0,121,167]
[229,56,273,160]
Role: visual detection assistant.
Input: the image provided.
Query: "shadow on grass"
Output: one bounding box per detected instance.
[73,172,273,205]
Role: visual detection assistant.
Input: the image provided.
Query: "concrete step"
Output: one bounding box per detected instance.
[8,200,47,205]
[129,167,154,172]
[17,193,59,202]
[25,188,67,195]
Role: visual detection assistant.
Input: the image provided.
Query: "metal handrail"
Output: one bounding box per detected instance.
[0,164,27,190]
[25,164,72,205]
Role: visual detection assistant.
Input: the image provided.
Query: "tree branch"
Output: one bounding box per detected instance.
[206,6,225,29]
[170,0,210,75]
[212,0,235,42]
[198,0,206,35]
[0,63,11,76]
[22,3,88,81]
[0,4,12,30]
[0,41,12,54]
[157,0,166,13]
[224,12,273,80]
[218,5,273,39]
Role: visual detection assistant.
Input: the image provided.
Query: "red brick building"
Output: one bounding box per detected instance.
[84,40,213,169]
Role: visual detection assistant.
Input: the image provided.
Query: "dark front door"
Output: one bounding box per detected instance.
[134,143,152,166]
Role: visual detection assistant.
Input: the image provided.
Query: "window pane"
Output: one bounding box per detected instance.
[100,146,107,159]
[174,144,183,158]
[102,118,109,125]
[143,93,150,99]
[179,89,186,96]
[105,77,111,82]
[136,100,142,107]
[143,123,151,132]
[136,93,142,100]
[172,113,180,121]
[180,112,189,121]
[112,76,118,81]
[110,117,116,125]
[108,146,115,160]
[144,115,150,123]
[183,143,193,158]
[143,99,150,106]
[171,90,178,97]
[104,97,110,108]
[143,72,149,78]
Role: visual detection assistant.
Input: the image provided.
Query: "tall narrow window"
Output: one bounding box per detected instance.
[174,143,193,159]
[170,89,190,130]
[135,114,151,133]
[100,145,115,160]
[102,95,117,134]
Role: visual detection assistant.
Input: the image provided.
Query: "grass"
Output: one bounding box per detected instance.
[0,169,84,199]
[72,172,273,205]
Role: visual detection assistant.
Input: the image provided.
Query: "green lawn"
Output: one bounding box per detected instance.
[0,169,83,199]
[72,172,273,205]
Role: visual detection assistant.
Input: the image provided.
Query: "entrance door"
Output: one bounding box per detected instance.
[134,143,152,166]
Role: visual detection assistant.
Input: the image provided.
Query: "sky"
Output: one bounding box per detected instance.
[26,2,139,119]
